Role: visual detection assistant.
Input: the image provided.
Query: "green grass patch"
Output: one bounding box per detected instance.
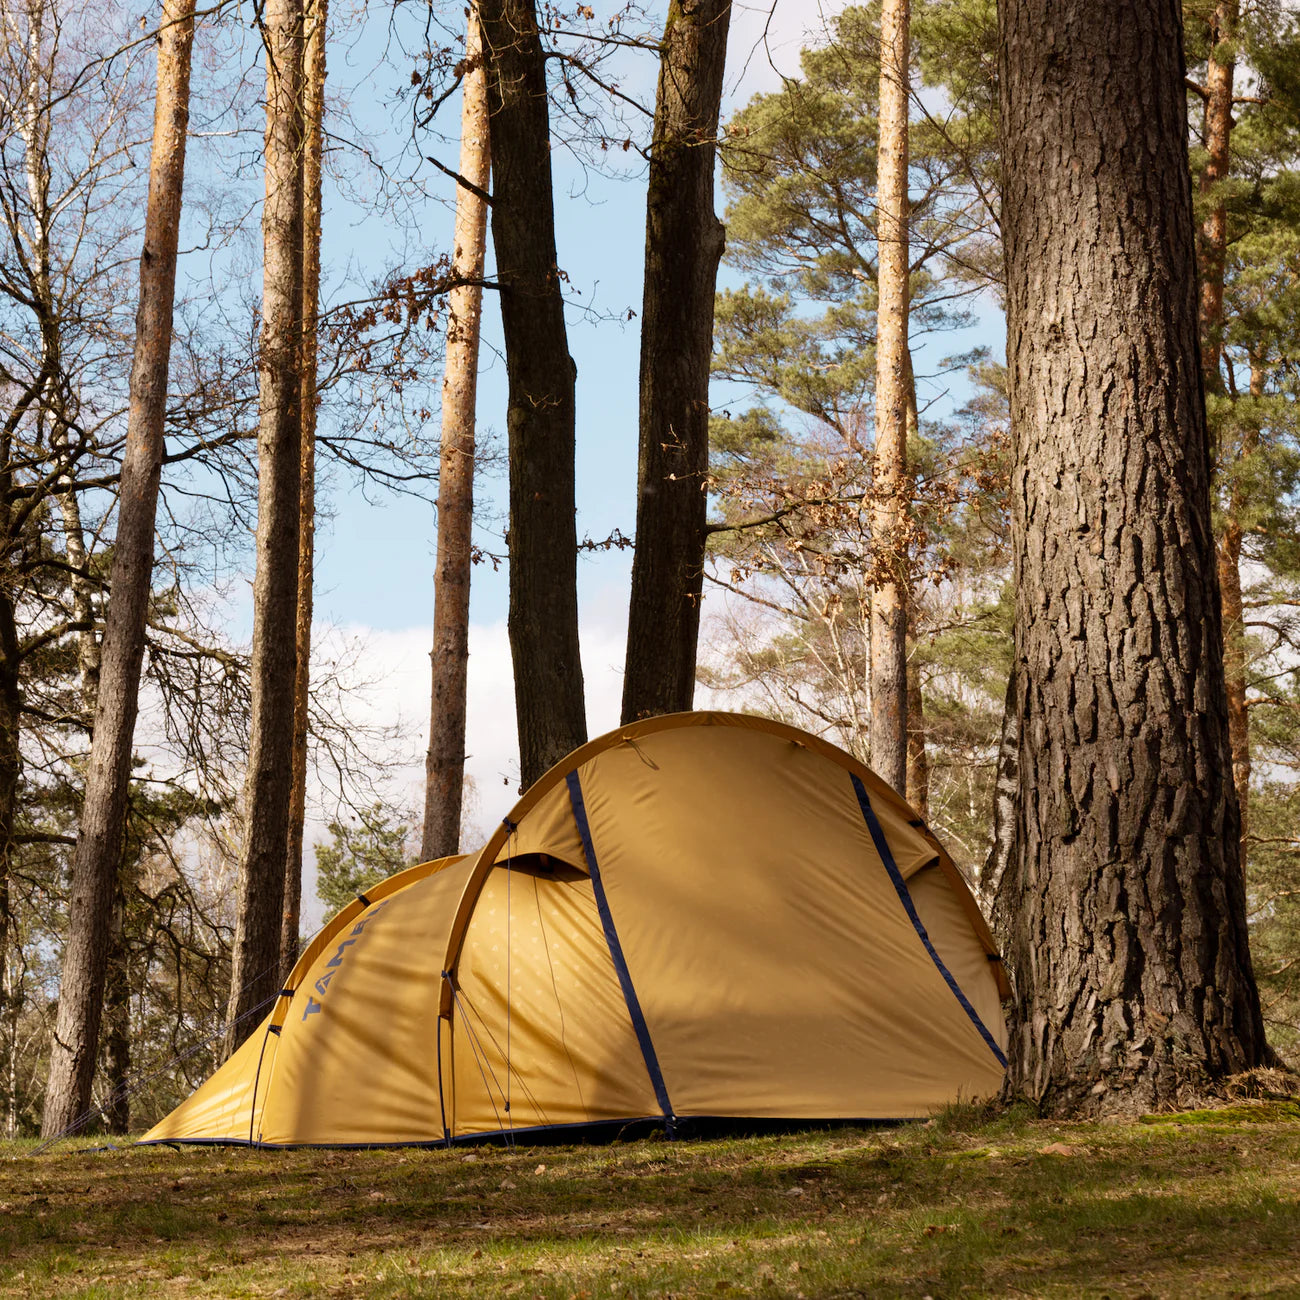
[2,1102,1299,1297]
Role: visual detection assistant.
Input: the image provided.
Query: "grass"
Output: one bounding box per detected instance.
[2,1102,1299,1298]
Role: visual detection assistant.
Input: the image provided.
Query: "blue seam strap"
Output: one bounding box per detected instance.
[565,770,675,1129]
[850,773,1008,1069]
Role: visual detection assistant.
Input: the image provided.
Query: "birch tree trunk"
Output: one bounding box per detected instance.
[282,0,327,982]
[620,0,731,725]
[869,0,910,792]
[40,0,197,1136]
[421,7,489,861]
[225,0,305,1056]
[996,0,1266,1114]
[479,0,586,789]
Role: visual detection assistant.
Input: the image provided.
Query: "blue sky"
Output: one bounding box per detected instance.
[209,0,1007,917]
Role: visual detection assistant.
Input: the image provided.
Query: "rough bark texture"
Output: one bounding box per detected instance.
[422,7,489,861]
[479,0,586,789]
[620,0,730,725]
[40,0,196,1135]
[282,0,326,983]
[985,664,1019,914]
[996,0,1267,1114]
[869,0,910,793]
[226,0,304,1056]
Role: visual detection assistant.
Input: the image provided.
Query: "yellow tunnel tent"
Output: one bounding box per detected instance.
[143,712,1010,1147]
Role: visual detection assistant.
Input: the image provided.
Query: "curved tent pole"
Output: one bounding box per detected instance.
[436,711,1009,1014]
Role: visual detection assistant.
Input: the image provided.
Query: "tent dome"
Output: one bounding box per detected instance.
[143,712,1009,1147]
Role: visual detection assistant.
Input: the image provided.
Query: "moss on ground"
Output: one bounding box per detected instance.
[2,1101,1299,1297]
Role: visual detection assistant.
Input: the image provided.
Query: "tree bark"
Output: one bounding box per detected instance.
[0,525,17,1124]
[422,5,490,861]
[869,0,910,793]
[620,0,731,725]
[997,0,1266,1114]
[986,664,1019,914]
[40,0,197,1136]
[282,0,327,983]
[1197,0,1236,403]
[226,0,305,1056]
[1194,2,1251,863]
[479,0,586,789]
[1216,358,1261,853]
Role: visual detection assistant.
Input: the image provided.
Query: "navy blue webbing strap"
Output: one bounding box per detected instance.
[565,771,676,1131]
[850,773,1008,1069]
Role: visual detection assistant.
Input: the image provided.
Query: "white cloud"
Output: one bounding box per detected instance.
[298,588,629,930]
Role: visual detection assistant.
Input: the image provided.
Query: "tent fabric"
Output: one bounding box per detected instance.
[143,711,1008,1147]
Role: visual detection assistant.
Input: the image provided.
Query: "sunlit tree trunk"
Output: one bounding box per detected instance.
[479,0,586,788]
[1216,358,1261,852]
[901,346,927,814]
[621,0,731,724]
[869,0,910,792]
[422,5,489,861]
[282,0,327,983]
[41,0,197,1135]
[226,0,305,1056]
[996,0,1266,1113]
[1197,0,1236,402]
[1194,2,1251,858]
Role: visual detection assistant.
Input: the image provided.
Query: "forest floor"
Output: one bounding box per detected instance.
[2,1101,1299,1298]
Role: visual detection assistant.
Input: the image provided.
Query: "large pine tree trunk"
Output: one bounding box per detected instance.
[421,6,490,861]
[869,0,910,793]
[985,665,1019,913]
[620,0,731,725]
[282,0,327,982]
[479,0,586,789]
[40,0,197,1136]
[226,0,305,1056]
[996,0,1266,1114]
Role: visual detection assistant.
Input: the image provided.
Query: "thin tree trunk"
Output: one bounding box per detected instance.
[422,5,489,861]
[40,0,197,1135]
[282,0,327,983]
[1216,357,1262,854]
[226,0,305,1056]
[621,0,731,725]
[1197,0,1236,404]
[1195,2,1251,863]
[869,0,910,792]
[479,0,586,789]
[997,0,1266,1114]
[0,554,16,1129]
[901,346,927,815]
